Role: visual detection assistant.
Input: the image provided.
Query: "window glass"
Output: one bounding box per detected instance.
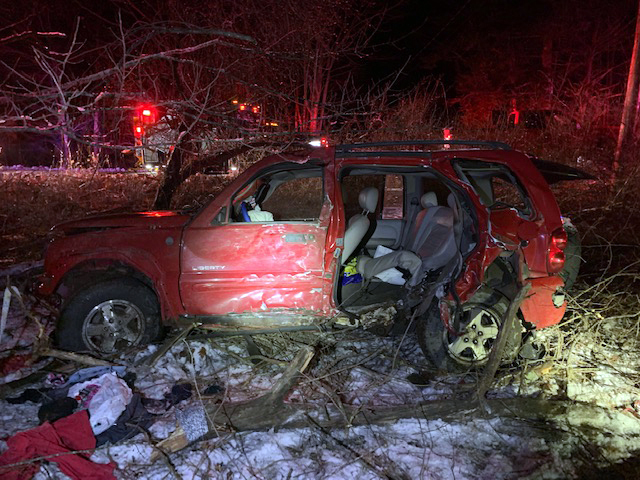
[420,177,453,206]
[262,176,323,221]
[492,176,527,211]
[454,159,532,217]
[231,167,324,222]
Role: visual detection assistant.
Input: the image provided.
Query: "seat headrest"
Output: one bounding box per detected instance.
[421,192,438,209]
[359,187,379,213]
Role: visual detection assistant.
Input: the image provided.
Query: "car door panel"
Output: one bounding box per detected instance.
[180,222,328,316]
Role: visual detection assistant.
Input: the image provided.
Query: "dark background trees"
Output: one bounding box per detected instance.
[0,0,638,172]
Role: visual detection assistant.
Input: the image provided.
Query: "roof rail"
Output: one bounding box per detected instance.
[336,140,512,151]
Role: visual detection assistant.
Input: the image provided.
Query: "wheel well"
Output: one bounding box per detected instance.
[57,260,156,301]
[483,255,519,301]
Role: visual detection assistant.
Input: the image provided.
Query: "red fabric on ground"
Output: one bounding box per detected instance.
[0,354,31,376]
[0,409,115,480]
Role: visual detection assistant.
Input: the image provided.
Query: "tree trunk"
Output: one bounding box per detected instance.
[59,131,72,168]
[613,0,640,175]
[153,130,190,210]
[153,140,271,210]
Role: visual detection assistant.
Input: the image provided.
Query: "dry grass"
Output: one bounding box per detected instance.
[0,170,238,268]
[0,171,158,268]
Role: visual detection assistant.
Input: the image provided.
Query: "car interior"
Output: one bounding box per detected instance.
[225,162,479,315]
[337,167,477,313]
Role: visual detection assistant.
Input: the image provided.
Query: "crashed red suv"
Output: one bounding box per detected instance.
[39,141,586,370]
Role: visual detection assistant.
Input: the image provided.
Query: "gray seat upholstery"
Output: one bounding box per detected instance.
[356,191,458,286]
[408,192,457,272]
[341,187,379,264]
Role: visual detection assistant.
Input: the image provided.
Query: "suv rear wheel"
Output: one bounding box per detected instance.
[417,288,522,371]
[55,278,162,355]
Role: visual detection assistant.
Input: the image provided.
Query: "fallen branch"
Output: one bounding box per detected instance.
[153,392,628,461]
[152,344,315,460]
[38,348,118,367]
[475,283,532,402]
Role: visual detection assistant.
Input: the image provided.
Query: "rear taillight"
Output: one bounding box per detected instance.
[548,227,567,273]
[552,228,567,250]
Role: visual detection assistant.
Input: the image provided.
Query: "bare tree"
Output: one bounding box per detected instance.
[0,0,386,206]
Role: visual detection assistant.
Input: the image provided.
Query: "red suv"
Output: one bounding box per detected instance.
[39,141,584,370]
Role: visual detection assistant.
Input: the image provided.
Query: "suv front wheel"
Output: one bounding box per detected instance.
[417,288,522,371]
[55,278,162,355]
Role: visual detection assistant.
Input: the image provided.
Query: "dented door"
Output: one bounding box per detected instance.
[180,222,328,317]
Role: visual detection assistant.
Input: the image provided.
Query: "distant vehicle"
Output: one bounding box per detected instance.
[39,140,591,370]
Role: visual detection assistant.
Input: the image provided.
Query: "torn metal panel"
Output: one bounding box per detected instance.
[520,276,566,328]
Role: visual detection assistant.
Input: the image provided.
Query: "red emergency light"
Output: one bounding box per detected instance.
[138,105,157,124]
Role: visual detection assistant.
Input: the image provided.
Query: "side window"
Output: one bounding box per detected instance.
[420,177,454,206]
[262,176,323,221]
[492,176,527,211]
[231,167,324,223]
[342,173,404,220]
[454,159,532,218]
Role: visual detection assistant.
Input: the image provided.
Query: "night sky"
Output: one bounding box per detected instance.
[4,0,635,91]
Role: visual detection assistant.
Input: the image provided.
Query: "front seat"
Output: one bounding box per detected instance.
[341,187,379,264]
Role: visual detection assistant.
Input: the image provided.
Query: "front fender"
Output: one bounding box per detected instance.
[40,241,183,320]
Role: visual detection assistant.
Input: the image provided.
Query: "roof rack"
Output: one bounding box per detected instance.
[336,140,512,152]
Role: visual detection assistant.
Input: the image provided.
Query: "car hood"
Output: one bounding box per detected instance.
[53,211,191,235]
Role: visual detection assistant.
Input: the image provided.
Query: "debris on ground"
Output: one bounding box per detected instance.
[1,264,640,479]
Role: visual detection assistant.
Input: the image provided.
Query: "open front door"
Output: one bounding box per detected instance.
[180,164,331,326]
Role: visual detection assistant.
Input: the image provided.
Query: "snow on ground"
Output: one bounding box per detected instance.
[2,266,640,479]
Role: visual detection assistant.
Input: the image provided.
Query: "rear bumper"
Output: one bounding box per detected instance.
[520,276,566,328]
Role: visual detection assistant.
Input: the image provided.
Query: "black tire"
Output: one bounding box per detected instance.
[417,287,522,372]
[55,278,162,355]
[560,220,581,291]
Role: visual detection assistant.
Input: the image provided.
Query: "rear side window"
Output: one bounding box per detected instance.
[454,159,532,218]
[491,176,527,211]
